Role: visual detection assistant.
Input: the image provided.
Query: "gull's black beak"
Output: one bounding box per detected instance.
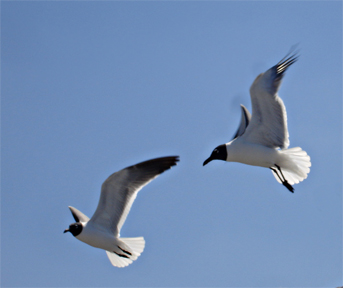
[64,229,69,233]
[203,156,213,166]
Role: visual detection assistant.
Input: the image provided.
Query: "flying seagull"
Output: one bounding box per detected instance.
[64,156,179,267]
[203,53,311,193]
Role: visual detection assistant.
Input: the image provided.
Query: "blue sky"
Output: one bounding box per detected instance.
[1,1,342,287]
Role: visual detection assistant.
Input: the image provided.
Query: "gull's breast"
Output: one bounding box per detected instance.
[226,140,279,168]
[76,221,117,251]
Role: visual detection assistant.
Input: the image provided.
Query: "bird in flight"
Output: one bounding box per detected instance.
[203,53,311,193]
[64,156,179,267]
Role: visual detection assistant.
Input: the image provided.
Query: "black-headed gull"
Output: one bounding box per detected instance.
[203,53,311,193]
[64,156,179,267]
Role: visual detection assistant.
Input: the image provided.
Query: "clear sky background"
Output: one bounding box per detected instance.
[1,1,342,287]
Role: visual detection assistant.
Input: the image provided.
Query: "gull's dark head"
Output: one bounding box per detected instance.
[64,222,83,237]
[203,144,227,166]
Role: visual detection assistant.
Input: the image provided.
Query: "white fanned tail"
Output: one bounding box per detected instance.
[106,237,145,268]
[272,147,311,185]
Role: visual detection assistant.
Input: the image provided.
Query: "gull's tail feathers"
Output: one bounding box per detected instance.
[120,237,145,257]
[106,250,133,268]
[273,147,311,185]
[106,237,145,268]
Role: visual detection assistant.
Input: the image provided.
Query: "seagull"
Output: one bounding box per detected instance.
[64,156,179,267]
[203,53,311,193]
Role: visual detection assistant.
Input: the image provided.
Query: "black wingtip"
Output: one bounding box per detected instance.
[155,156,179,175]
[276,54,298,76]
[276,46,300,76]
[155,155,180,167]
[160,155,180,169]
[131,156,180,175]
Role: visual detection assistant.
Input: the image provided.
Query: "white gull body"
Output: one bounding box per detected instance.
[204,53,311,192]
[64,156,179,267]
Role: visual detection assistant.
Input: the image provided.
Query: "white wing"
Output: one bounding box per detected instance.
[231,104,251,140]
[88,156,179,236]
[242,54,298,149]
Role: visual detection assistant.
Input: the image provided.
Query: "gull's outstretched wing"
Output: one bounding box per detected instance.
[89,156,179,236]
[231,104,251,140]
[242,53,298,149]
[68,206,90,222]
